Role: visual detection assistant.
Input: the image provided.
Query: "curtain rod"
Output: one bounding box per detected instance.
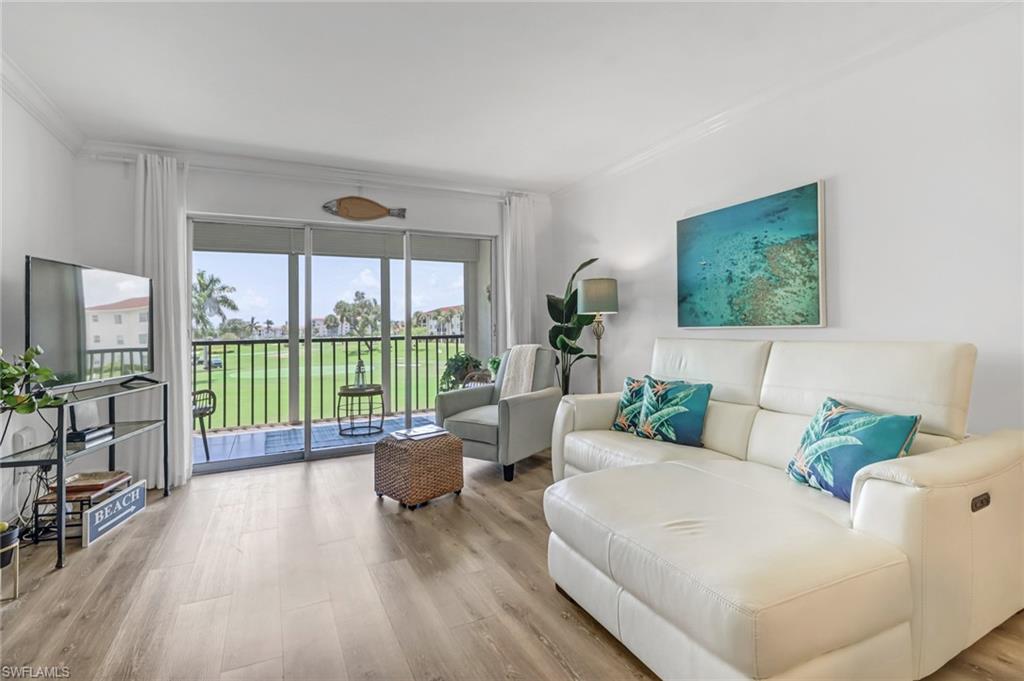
[188,211,499,241]
[86,151,511,203]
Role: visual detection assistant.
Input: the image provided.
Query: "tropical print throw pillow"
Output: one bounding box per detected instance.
[635,377,712,447]
[612,376,646,433]
[787,397,921,502]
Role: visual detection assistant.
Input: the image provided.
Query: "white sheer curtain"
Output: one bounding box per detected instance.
[502,193,537,347]
[131,153,192,489]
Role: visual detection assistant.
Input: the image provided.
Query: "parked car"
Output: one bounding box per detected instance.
[209,356,224,369]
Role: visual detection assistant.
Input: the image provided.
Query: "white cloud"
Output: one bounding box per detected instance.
[354,268,380,292]
[239,289,269,312]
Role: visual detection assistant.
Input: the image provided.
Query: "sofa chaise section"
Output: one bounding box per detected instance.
[545,462,913,679]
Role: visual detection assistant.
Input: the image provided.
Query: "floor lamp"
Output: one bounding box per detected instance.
[578,278,619,393]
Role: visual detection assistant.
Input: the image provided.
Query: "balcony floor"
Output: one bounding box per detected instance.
[192,412,436,464]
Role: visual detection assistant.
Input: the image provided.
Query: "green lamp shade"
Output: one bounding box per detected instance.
[579,278,618,314]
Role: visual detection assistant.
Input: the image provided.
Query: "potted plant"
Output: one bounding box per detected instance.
[547,258,598,395]
[439,352,483,392]
[0,345,64,447]
[0,521,18,568]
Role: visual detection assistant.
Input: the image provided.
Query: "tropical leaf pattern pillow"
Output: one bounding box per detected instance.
[612,376,646,433]
[787,397,921,502]
[635,377,712,446]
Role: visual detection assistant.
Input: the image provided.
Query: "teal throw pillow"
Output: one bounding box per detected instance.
[612,376,646,433]
[787,397,921,502]
[635,377,712,447]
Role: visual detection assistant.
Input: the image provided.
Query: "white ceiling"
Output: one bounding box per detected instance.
[3,2,973,192]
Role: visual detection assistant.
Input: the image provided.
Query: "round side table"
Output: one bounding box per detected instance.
[337,384,385,436]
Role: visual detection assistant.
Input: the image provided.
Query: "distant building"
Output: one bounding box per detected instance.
[86,296,150,350]
[308,317,351,337]
[423,305,463,335]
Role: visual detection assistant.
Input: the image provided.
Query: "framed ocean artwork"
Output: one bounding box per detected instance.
[676,181,825,328]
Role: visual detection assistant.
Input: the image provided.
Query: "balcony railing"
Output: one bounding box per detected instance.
[191,335,464,431]
[86,347,150,382]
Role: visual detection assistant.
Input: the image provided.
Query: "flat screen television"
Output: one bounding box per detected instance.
[25,256,154,388]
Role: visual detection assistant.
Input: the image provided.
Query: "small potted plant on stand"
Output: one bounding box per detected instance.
[0,346,63,598]
[1,345,64,427]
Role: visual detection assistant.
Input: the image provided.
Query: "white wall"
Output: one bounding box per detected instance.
[1,92,77,520]
[188,167,502,236]
[543,8,1023,434]
[72,157,135,272]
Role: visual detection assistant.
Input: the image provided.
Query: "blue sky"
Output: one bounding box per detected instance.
[193,252,465,325]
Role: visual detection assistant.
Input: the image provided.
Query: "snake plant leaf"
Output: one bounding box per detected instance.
[564,288,578,320]
[563,258,599,298]
[560,324,584,342]
[570,313,597,327]
[546,294,565,324]
[556,335,585,355]
[548,326,561,350]
[548,325,581,350]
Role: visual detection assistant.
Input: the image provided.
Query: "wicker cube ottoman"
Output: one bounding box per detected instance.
[374,433,463,509]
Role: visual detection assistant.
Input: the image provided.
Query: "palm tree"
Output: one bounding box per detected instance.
[192,270,239,339]
[438,308,454,335]
[324,313,340,336]
[264,319,274,336]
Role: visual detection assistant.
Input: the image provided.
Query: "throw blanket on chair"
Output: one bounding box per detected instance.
[499,344,540,400]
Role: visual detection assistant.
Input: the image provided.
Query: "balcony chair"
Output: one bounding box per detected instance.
[192,389,217,462]
[435,346,560,481]
[460,369,494,388]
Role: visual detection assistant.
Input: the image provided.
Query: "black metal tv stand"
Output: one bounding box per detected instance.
[0,380,170,568]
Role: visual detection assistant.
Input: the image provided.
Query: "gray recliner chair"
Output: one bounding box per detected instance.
[435,347,560,481]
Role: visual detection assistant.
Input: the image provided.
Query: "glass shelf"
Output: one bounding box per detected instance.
[0,419,164,468]
[52,380,166,407]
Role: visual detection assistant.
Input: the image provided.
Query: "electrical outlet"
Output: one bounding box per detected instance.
[12,427,37,452]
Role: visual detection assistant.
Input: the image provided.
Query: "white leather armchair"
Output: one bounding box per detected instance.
[436,347,561,481]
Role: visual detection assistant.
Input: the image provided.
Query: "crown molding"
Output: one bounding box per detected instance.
[1,53,85,153]
[80,140,519,203]
[552,2,1009,198]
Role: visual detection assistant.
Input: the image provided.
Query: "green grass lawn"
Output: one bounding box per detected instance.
[192,338,463,430]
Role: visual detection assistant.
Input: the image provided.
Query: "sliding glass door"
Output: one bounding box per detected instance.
[191,223,307,470]
[190,221,495,472]
[306,228,400,455]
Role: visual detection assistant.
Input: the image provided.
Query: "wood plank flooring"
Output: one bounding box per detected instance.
[1,453,1021,680]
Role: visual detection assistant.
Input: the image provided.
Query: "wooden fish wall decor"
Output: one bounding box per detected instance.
[322,196,407,221]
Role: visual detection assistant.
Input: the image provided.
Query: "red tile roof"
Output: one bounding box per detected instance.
[86,296,150,311]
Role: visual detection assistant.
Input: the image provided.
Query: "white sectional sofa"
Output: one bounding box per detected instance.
[544,339,1023,680]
